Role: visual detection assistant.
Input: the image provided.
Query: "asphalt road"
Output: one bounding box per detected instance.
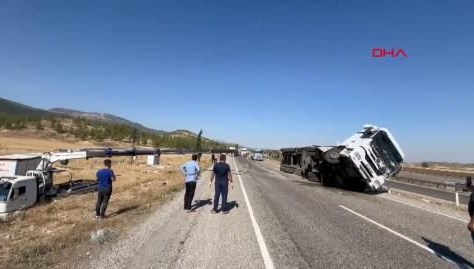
[87,157,474,269]
[239,157,474,268]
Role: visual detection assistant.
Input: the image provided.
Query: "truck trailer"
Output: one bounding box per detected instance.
[280,124,404,192]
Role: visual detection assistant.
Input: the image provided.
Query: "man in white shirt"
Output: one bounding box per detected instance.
[180,154,200,212]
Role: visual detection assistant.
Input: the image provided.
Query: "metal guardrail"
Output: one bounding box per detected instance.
[392,176,470,193]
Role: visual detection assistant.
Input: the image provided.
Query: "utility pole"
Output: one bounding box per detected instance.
[196,129,203,162]
[130,128,138,164]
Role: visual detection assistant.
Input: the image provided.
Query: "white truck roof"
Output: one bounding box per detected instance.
[0,175,32,184]
[0,154,43,177]
[0,153,43,160]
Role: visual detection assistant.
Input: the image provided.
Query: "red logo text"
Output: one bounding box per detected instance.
[372,48,408,58]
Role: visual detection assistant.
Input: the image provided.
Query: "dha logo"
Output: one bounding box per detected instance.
[372,48,408,58]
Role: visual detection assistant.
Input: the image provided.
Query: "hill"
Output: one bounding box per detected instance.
[49,108,166,134]
[0,97,57,117]
[0,97,231,150]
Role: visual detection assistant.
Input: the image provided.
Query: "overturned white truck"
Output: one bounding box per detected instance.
[280,124,404,192]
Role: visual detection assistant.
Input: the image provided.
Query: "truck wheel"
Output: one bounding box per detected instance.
[320,170,334,186]
[302,164,311,178]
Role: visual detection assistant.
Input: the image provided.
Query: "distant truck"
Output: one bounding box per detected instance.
[280,124,404,192]
[252,149,264,161]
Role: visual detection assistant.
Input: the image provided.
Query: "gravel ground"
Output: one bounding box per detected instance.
[83,161,264,269]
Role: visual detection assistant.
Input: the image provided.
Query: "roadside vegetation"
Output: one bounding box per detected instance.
[0,114,228,150]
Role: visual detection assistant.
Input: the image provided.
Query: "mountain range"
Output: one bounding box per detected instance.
[49,107,167,134]
[0,97,221,141]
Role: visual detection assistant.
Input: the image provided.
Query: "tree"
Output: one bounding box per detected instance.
[421,162,429,168]
[130,128,138,147]
[196,129,203,150]
[152,135,161,147]
[35,121,43,130]
[54,121,64,133]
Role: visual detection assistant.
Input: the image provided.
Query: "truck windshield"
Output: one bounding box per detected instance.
[370,132,403,171]
[0,180,12,202]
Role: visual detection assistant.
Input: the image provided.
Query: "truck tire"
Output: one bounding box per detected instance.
[301,157,312,178]
[324,147,343,164]
[320,171,331,186]
[319,165,335,187]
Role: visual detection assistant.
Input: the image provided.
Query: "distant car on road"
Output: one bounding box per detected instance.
[252,149,264,161]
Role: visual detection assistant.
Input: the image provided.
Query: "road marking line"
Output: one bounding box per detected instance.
[380,195,468,223]
[233,157,275,269]
[339,205,459,267]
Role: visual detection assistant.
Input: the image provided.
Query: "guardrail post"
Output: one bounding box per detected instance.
[455,192,460,207]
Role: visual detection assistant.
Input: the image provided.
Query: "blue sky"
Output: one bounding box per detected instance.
[0,0,473,162]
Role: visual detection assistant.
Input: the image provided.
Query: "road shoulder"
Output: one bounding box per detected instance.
[84,160,265,269]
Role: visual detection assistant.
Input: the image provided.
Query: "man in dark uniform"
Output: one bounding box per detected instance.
[209,154,233,214]
[467,177,474,242]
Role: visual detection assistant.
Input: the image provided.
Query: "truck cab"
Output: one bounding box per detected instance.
[0,176,37,214]
[252,149,264,161]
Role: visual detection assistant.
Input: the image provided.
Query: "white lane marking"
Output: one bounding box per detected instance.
[339,205,459,267]
[380,195,468,223]
[233,157,275,269]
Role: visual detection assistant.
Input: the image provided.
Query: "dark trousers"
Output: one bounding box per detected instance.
[96,187,112,217]
[213,183,228,211]
[184,182,197,210]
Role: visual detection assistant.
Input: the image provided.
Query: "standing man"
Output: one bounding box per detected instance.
[180,154,200,212]
[466,177,474,242]
[211,153,216,164]
[96,159,116,219]
[209,154,233,214]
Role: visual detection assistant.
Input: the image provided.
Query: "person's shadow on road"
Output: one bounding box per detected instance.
[422,237,474,268]
[225,201,239,212]
[191,199,212,211]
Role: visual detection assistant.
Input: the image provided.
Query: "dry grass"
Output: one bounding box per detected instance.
[0,134,211,268]
[403,166,474,177]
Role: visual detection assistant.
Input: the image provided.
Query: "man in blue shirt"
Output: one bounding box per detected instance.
[180,154,200,212]
[209,154,233,214]
[95,159,116,219]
